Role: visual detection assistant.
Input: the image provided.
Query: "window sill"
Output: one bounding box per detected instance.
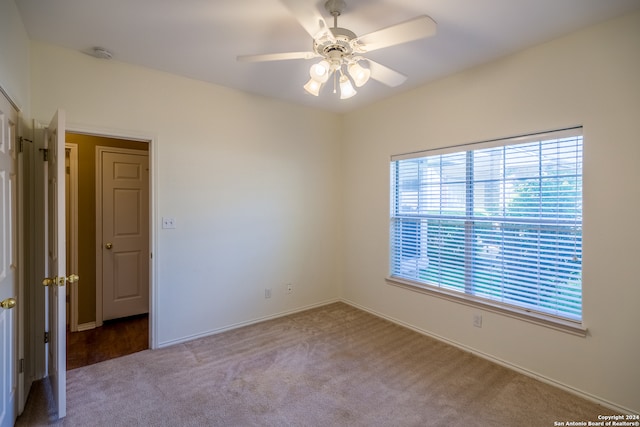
[385,276,588,337]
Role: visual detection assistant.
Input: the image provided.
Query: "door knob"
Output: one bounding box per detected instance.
[105,242,113,250]
[0,298,16,309]
[42,274,78,286]
[42,277,63,286]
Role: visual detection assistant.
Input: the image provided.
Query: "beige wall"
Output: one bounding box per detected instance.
[66,133,148,325]
[7,0,639,413]
[30,42,343,346]
[0,0,30,112]
[342,11,640,413]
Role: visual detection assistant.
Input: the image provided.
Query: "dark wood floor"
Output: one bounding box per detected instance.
[66,314,149,370]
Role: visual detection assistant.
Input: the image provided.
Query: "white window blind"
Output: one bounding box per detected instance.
[390,128,583,322]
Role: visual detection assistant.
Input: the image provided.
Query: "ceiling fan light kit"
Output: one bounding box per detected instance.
[310,60,331,82]
[303,78,323,96]
[339,73,357,99]
[238,0,437,100]
[348,62,371,87]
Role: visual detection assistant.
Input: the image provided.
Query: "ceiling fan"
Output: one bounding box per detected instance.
[237,0,437,99]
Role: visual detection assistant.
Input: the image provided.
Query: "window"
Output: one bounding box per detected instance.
[389,128,583,326]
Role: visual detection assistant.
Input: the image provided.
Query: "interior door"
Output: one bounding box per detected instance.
[100,149,149,321]
[44,109,68,419]
[0,89,19,427]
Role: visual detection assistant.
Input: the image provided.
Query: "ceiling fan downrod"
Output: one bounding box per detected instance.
[325,0,346,28]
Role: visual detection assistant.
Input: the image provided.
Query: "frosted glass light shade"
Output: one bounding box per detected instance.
[304,78,323,96]
[339,75,357,99]
[348,62,371,87]
[309,60,330,83]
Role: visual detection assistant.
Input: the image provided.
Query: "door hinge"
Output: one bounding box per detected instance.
[18,136,32,153]
[19,358,25,374]
[44,331,50,344]
[39,148,48,161]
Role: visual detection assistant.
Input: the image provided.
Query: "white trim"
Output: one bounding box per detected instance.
[94,146,103,328]
[157,299,340,348]
[66,123,153,144]
[150,134,158,350]
[76,321,96,332]
[32,120,47,381]
[65,143,79,333]
[64,124,157,350]
[386,276,587,337]
[341,298,635,415]
[391,126,583,161]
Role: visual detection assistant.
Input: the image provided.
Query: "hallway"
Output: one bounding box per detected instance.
[67,314,148,370]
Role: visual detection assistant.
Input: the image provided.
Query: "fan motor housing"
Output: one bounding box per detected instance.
[314,27,357,59]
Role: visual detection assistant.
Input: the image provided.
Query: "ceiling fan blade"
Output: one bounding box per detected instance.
[366,59,407,87]
[280,0,334,41]
[237,51,317,62]
[357,15,437,52]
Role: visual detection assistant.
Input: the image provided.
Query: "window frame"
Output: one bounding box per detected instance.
[387,128,587,336]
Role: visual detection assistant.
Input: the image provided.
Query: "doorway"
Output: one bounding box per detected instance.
[64,132,150,369]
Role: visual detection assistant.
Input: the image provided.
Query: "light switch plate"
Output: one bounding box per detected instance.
[162,217,176,229]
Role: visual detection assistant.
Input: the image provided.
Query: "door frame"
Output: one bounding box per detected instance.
[65,143,79,333]
[95,146,150,327]
[30,120,159,370]
[52,124,157,350]
[17,128,35,414]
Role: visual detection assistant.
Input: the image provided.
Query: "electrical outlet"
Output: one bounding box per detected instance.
[162,217,176,229]
[286,284,292,294]
[265,288,271,299]
[473,313,482,328]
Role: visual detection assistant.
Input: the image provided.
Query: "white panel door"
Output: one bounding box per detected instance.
[100,149,149,321]
[44,110,67,419]
[0,92,19,427]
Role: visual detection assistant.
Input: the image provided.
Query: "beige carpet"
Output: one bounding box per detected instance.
[17,302,610,426]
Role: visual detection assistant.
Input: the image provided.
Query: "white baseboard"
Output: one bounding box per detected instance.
[157,298,340,349]
[341,298,636,415]
[77,322,96,332]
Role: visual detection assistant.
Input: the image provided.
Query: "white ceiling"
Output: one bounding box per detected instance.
[15,0,640,113]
